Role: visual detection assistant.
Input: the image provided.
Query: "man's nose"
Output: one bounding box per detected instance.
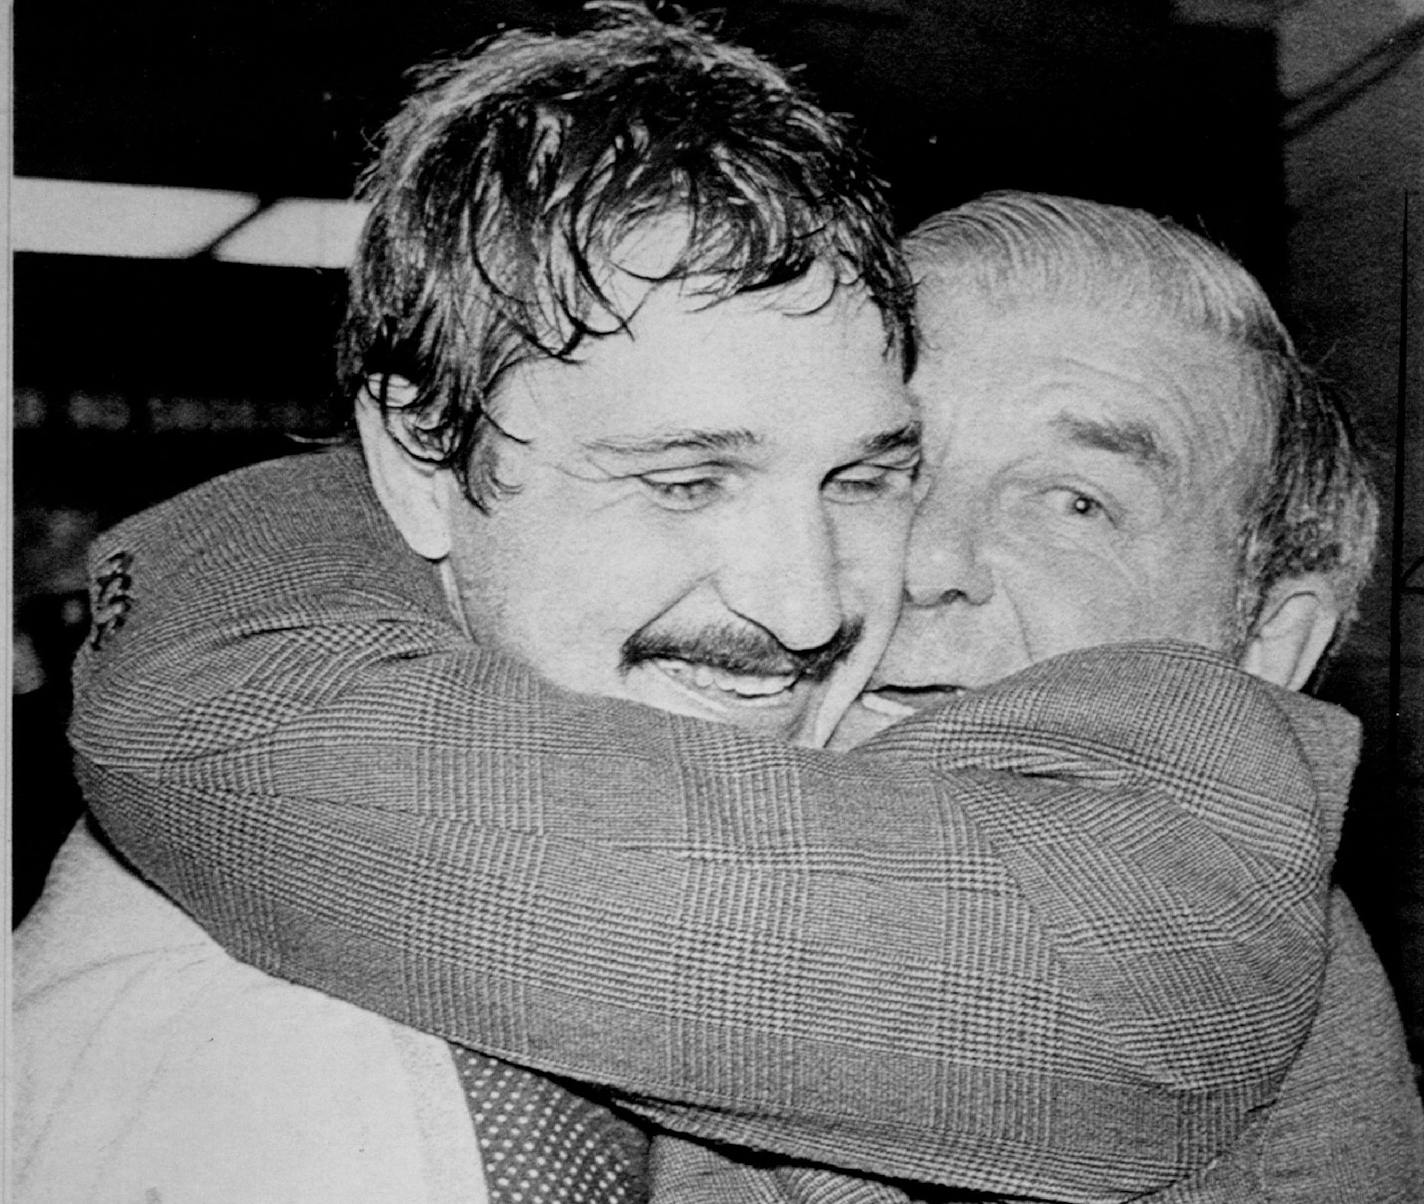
[904,482,994,608]
[718,502,845,651]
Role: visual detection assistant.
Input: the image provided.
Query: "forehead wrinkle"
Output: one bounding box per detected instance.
[582,427,761,457]
[1049,412,1175,474]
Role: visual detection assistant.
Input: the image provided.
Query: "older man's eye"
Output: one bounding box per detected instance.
[1050,488,1111,522]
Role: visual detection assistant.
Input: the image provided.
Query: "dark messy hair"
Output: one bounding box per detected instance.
[341,2,914,505]
[905,191,1379,657]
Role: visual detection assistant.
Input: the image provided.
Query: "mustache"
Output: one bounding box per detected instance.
[620,619,865,684]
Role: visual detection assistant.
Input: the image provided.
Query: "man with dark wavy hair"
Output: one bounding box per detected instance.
[341,6,913,510]
[13,7,1391,1204]
[338,3,919,753]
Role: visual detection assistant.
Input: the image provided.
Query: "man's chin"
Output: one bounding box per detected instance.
[802,655,887,749]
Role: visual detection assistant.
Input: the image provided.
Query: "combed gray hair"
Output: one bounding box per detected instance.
[905,191,1379,661]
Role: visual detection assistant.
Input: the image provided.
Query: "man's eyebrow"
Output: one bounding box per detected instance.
[1050,413,1173,471]
[583,422,921,460]
[582,428,761,457]
[859,422,922,459]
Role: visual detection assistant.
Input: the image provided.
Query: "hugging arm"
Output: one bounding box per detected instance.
[70,452,1344,1202]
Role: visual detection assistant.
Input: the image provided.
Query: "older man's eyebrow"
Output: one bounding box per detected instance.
[1050,413,1174,471]
[582,428,761,457]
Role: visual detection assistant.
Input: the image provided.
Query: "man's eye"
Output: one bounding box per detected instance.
[826,459,920,503]
[1049,488,1110,522]
[639,473,723,510]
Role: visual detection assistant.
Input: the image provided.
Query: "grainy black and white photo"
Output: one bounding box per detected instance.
[11,2,1424,1200]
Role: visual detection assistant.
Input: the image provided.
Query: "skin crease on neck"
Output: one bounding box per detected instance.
[862,294,1271,723]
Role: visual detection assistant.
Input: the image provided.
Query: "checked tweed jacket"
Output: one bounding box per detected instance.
[68,447,1365,1201]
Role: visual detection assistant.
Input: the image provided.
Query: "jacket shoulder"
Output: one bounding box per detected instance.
[108,446,371,550]
[82,445,439,654]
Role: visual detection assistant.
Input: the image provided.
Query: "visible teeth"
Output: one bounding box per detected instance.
[714,668,795,697]
[655,659,796,699]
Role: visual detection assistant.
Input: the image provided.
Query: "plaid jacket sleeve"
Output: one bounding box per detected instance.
[68,450,1352,1202]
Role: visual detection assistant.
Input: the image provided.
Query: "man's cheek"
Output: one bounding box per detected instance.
[843,516,913,596]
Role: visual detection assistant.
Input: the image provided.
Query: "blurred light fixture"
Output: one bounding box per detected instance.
[12,178,259,258]
[210,197,368,268]
[11,178,368,267]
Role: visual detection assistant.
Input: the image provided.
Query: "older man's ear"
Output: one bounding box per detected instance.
[1239,575,1341,693]
[354,376,453,561]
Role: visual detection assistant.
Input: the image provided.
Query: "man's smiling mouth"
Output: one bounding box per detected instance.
[619,618,865,714]
[650,657,799,704]
[618,619,866,736]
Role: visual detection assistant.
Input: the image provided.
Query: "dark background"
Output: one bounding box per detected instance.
[13,0,1423,1071]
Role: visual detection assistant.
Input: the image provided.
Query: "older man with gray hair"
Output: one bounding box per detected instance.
[861,191,1417,1199]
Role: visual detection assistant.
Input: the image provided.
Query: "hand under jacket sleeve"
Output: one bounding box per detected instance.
[68,449,1353,1203]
